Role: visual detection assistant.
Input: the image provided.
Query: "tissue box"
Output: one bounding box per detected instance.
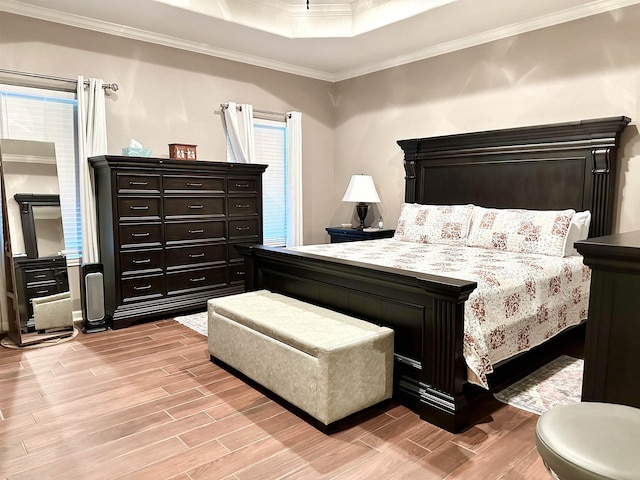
[122,147,152,157]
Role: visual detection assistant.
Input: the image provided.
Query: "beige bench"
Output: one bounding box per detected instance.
[208,289,394,428]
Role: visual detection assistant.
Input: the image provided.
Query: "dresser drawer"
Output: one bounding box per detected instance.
[118,197,161,221]
[117,174,161,194]
[165,243,226,269]
[229,177,258,194]
[166,266,228,295]
[24,268,57,285]
[229,219,259,240]
[228,197,258,216]
[164,197,225,219]
[229,263,247,283]
[163,175,225,194]
[165,220,225,245]
[119,223,163,249]
[120,249,164,275]
[26,282,59,300]
[121,274,164,302]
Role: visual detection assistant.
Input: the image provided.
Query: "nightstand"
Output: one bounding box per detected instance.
[325,227,395,243]
[575,230,640,409]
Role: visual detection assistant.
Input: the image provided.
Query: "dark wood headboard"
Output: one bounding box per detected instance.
[397,116,630,238]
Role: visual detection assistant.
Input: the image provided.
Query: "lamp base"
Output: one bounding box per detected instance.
[356,202,369,230]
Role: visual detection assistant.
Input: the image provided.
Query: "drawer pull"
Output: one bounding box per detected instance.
[36,289,50,295]
[186,182,203,187]
[131,232,150,238]
[129,205,149,211]
[236,271,246,276]
[189,253,205,258]
[132,258,151,264]
[188,229,204,234]
[188,205,204,210]
[190,276,206,283]
[236,226,251,231]
[129,181,148,186]
[33,274,47,279]
[235,204,250,208]
[134,285,152,291]
[235,183,249,188]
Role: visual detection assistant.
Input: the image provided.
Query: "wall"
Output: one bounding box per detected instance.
[333,5,640,235]
[0,11,336,245]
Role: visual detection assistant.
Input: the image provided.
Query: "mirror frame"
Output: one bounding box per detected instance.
[14,193,61,259]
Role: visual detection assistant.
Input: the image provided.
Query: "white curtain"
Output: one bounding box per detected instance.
[77,76,107,264]
[222,102,255,163]
[286,111,303,247]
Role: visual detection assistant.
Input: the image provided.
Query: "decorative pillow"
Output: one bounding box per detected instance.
[394,203,474,244]
[466,206,576,257]
[563,210,591,256]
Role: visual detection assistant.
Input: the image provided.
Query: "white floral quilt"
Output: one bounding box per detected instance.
[291,238,590,389]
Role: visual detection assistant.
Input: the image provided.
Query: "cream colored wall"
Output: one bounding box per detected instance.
[333,5,640,235]
[0,12,336,245]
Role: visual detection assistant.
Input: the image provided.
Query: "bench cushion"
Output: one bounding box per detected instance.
[209,289,391,358]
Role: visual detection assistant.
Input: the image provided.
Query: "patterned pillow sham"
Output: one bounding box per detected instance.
[466,206,576,257]
[394,203,474,244]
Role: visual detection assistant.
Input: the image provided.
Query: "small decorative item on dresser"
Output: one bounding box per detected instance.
[169,143,197,160]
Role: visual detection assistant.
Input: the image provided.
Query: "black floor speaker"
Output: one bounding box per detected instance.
[81,263,108,333]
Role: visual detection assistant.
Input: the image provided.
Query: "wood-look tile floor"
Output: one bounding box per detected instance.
[0,319,552,480]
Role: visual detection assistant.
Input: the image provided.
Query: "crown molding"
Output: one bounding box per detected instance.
[2,0,640,82]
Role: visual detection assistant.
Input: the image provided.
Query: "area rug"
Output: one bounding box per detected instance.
[174,311,208,336]
[494,355,584,415]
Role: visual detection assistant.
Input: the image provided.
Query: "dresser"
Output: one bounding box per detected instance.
[89,156,267,329]
[13,256,69,332]
[575,230,640,409]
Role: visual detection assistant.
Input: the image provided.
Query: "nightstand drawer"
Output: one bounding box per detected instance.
[117,174,161,194]
[165,220,225,245]
[163,175,225,194]
[230,264,247,283]
[24,268,57,284]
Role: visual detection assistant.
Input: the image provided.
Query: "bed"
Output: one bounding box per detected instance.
[237,116,630,433]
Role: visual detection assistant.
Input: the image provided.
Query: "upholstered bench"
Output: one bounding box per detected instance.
[536,402,640,480]
[208,289,394,429]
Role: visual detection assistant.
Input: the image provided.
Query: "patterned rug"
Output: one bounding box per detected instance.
[494,355,584,415]
[174,311,208,336]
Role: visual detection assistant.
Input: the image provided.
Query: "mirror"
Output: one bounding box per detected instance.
[0,139,72,346]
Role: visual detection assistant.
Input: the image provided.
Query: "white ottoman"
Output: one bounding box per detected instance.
[208,290,394,428]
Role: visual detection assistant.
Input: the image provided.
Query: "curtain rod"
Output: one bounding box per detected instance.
[220,103,289,119]
[0,68,119,91]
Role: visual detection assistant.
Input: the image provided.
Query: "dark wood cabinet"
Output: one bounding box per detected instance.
[13,256,69,332]
[90,156,266,329]
[325,227,395,243]
[575,230,640,408]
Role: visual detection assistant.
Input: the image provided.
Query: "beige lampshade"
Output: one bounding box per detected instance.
[341,175,381,203]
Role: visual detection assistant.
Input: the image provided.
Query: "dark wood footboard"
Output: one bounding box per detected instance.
[238,244,484,432]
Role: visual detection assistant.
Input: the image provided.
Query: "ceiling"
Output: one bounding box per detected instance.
[2,0,640,81]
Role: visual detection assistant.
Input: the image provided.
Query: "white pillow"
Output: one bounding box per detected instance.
[466,206,576,257]
[563,210,591,256]
[394,203,474,245]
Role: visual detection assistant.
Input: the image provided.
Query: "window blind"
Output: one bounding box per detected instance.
[0,86,81,262]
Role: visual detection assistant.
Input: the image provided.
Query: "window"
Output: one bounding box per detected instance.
[226,117,288,247]
[0,85,81,263]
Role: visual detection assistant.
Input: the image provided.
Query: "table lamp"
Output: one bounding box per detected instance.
[341,174,381,229]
